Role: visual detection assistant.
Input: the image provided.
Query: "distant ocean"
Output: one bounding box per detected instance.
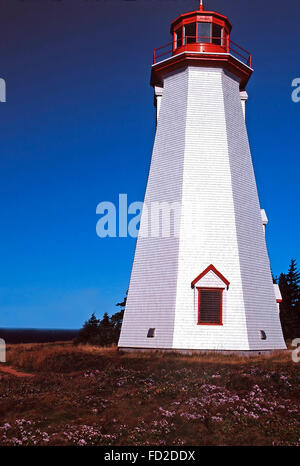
[0,328,79,344]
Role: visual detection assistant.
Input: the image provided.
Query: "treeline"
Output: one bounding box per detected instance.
[0,329,79,345]
[74,295,126,346]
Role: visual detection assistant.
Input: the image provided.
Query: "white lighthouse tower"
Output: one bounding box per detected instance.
[118,2,286,352]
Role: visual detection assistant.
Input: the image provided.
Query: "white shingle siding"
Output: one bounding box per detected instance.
[118,65,286,351]
[221,69,285,350]
[172,67,249,350]
[118,69,189,349]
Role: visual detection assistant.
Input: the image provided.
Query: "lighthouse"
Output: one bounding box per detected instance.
[118,2,286,352]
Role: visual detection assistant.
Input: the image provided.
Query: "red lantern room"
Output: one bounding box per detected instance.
[151,1,252,90]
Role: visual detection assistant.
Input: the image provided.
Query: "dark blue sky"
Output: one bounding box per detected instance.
[0,0,299,328]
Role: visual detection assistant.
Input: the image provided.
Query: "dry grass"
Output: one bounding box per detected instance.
[5,342,118,372]
[0,343,299,446]
[6,341,293,372]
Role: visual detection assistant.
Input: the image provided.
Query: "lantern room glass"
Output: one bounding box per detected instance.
[212,23,223,45]
[197,22,211,43]
[175,27,183,48]
[184,23,196,44]
[174,22,224,50]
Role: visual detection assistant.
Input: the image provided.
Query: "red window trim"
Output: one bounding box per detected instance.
[197,287,224,326]
[191,264,230,289]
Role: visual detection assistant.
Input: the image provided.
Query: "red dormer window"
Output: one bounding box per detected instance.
[191,265,229,326]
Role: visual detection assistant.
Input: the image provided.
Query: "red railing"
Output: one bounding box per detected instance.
[153,37,252,68]
[228,39,252,67]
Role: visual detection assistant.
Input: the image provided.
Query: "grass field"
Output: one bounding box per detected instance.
[0,342,299,446]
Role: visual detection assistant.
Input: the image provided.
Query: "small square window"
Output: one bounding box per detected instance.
[147,328,155,338]
[259,330,267,340]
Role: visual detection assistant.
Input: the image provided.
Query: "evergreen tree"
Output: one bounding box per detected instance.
[88,312,100,327]
[286,259,300,308]
[74,296,128,347]
[111,291,127,331]
[279,260,300,340]
[74,313,100,345]
[100,312,113,328]
[96,312,116,346]
[116,293,127,309]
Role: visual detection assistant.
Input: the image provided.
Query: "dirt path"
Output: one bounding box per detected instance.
[0,365,34,378]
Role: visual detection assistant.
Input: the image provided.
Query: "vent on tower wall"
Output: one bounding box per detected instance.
[259,330,267,340]
[147,328,155,338]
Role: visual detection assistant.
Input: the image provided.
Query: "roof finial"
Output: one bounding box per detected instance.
[199,1,204,11]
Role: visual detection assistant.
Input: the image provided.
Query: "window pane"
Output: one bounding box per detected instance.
[184,23,196,44]
[199,290,221,324]
[175,27,182,48]
[212,23,222,45]
[197,22,211,43]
